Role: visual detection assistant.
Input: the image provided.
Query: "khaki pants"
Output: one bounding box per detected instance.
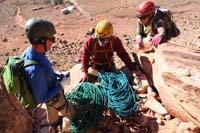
[46,91,67,126]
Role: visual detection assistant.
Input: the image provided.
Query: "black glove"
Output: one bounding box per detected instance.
[56,71,70,82]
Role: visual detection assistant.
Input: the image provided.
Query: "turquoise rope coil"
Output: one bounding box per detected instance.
[98,71,141,119]
[65,82,106,132]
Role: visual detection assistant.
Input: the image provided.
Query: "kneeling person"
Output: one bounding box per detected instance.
[80,20,136,82]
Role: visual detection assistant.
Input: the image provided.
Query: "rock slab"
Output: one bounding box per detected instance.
[136,43,200,127]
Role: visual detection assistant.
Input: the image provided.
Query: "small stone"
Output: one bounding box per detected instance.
[140,104,148,112]
[52,0,63,5]
[12,48,16,52]
[126,40,130,44]
[156,118,164,125]
[62,40,68,44]
[5,52,9,56]
[164,114,171,120]
[59,32,64,35]
[61,8,70,14]
[61,5,75,14]
[75,58,81,63]
[2,38,8,42]
[183,69,191,77]
[125,37,129,41]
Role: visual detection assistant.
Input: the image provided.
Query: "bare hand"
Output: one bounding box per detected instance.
[79,72,89,83]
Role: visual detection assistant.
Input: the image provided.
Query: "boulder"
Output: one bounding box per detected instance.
[0,79,32,132]
[135,43,200,127]
[60,64,82,93]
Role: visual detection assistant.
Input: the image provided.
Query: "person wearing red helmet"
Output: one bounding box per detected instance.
[135,0,179,49]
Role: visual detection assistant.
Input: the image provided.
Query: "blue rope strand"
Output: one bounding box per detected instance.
[98,71,140,119]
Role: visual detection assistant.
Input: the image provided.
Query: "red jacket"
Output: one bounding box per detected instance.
[81,36,134,72]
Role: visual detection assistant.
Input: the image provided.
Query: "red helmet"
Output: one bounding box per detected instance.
[136,0,155,17]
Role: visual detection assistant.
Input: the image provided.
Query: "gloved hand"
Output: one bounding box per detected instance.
[56,71,70,82]
[79,72,89,83]
[151,34,163,46]
[136,38,143,49]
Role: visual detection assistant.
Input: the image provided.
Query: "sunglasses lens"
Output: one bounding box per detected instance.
[137,15,147,19]
[98,37,110,42]
[141,16,147,19]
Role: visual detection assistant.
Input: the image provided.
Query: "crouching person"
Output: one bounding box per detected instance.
[80,20,137,83]
[135,0,180,50]
[23,18,69,133]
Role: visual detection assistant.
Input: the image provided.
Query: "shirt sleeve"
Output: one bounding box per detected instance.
[136,20,144,39]
[113,37,135,71]
[81,38,93,73]
[25,65,61,103]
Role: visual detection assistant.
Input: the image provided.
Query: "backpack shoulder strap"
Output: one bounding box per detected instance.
[20,49,39,67]
[110,37,114,54]
[153,9,164,23]
[92,37,98,56]
[20,50,27,58]
[154,9,172,23]
[152,9,168,33]
[24,60,38,67]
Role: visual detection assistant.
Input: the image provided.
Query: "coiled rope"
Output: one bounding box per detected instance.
[65,82,106,132]
[98,71,141,119]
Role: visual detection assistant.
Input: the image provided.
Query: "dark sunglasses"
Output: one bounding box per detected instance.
[48,37,56,42]
[98,37,110,42]
[137,15,148,20]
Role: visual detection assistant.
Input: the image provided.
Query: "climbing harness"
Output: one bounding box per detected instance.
[90,39,114,69]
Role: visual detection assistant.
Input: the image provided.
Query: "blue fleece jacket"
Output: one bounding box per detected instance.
[23,47,61,103]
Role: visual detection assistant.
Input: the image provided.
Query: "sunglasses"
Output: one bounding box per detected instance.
[98,37,110,42]
[48,37,56,43]
[137,15,148,20]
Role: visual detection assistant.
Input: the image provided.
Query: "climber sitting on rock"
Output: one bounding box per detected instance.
[135,0,180,50]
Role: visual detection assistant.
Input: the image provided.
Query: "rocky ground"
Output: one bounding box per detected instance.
[0,0,199,71]
[0,0,200,132]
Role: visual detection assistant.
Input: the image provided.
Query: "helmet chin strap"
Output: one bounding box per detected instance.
[39,37,47,53]
[149,13,155,21]
[98,39,110,47]
[43,43,47,53]
[144,14,154,25]
[98,39,105,47]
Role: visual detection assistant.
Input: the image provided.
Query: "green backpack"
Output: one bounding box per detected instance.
[1,56,39,109]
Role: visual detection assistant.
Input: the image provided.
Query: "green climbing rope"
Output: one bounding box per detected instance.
[65,82,106,132]
[98,71,141,119]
